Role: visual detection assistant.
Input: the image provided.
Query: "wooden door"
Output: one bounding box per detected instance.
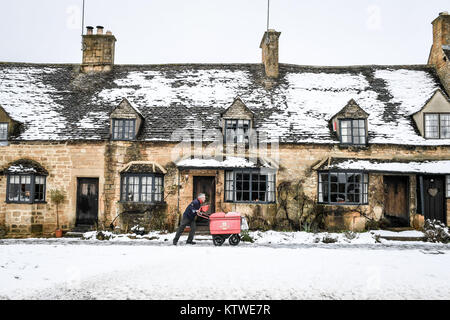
[193,176,215,226]
[384,176,409,227]
[76,178,99,226]
[423,176,446,223]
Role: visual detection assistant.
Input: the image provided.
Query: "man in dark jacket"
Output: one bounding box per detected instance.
[173,193,206,245]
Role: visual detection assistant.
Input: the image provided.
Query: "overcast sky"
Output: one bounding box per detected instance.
[0,0,448,66]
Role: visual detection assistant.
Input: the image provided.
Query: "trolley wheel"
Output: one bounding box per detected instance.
[229,234,241,246]
[213,235,225,246]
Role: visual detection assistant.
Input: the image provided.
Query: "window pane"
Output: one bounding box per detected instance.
[440,114,450,139]
[425,114,439,138]
[154,176,163,202]
[0,123,8,140]
[34,176,46,202]
[447,175,450,198]
[141,176,153,202]
[8,175,20,201]
[19,175,32,202]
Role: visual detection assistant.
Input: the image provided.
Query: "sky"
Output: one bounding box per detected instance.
[0,0,448,66]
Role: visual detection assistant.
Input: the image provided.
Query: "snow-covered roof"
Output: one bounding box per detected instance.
[0,63,447,145]
[2,159,49,175]
[318,158,450,174]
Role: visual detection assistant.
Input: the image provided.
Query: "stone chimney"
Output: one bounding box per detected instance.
[81,25,117,73]
[428,12,450,94]
[259,29,281,78]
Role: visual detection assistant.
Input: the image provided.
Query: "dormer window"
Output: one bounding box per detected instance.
[221,97,254,145]
[0,123,8,141]
[112,119,136,140]
[330,99,369,147]
[339,119,367,145]
[424,113,450,139]
[225,119,250,144]
[109,98,143,141]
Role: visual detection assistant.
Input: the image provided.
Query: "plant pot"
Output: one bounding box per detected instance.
[55,229,63,238]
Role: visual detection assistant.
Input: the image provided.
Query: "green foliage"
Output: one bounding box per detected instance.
[50,189,66,205]
[50,189,66,230]
[240,230,254,243]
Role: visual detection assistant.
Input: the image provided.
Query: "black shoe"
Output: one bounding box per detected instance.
[186,241,196,245]
[173,241,178,246]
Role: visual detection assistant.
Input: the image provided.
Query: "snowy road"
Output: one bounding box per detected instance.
[0,241,449,300]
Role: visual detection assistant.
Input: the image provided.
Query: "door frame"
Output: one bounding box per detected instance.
[76,177,99,226]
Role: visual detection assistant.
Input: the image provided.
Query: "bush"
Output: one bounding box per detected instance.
[344,231,358,240]
[240,230,254,243]
[423,219,450,244]
[322,235,338,244]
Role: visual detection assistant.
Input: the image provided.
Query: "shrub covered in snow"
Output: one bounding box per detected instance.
[131,225,146,236]
[423,219,450,244]
[321,234,338,244]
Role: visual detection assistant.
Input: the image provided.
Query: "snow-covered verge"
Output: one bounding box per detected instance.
[78,229,430,246]
[0,244,448,300]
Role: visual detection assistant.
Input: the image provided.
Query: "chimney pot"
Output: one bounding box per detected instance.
[96,26,104,35]
[86,26,94,35]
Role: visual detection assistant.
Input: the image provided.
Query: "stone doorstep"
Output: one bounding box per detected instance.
[64,231,84,238]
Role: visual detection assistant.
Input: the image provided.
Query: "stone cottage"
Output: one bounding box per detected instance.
[0,13,450,237]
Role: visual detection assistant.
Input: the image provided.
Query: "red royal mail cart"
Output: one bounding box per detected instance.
[198,206,246,246]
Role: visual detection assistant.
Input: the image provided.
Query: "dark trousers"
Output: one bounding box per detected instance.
[173,216,196,243]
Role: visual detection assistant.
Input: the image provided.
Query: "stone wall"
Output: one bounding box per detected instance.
[0,140,449,237]
[0,141,105,237]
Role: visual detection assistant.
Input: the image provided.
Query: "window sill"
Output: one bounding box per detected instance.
[5,201,47,205]
[224,201,276,205]
[118,201,166,205]
[317,202,368,206]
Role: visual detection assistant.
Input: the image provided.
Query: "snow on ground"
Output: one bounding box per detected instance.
[0,230,448,300]
[0,240,448,300]
[78,229,427,245]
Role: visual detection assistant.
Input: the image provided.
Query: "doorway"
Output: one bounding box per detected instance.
[422,175,446,223]
[76,178,99,226]
[193,176,216,226]
[383,176,409,227]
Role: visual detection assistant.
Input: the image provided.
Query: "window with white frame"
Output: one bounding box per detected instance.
[318,171,369,205]
[120,174,164,203]
[424,113,450,139]
[225,169,276,203]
